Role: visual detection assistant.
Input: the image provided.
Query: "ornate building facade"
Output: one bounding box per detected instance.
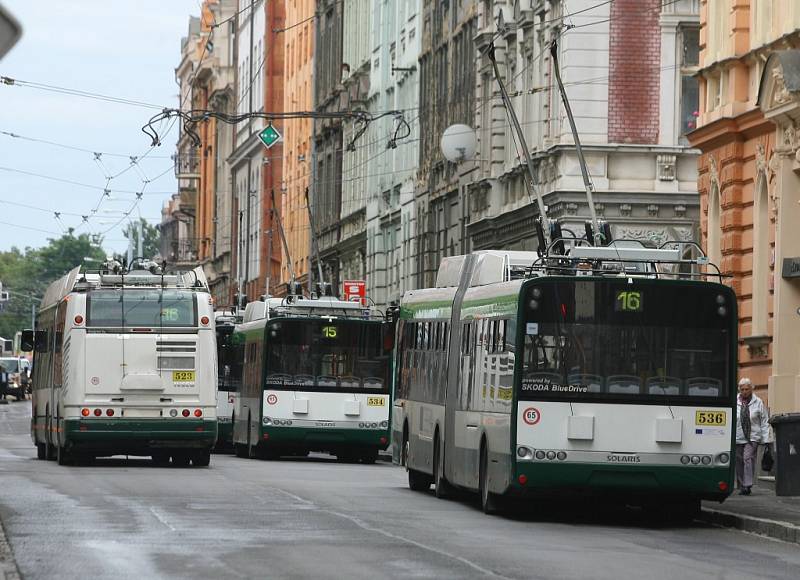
[690,0,800,412]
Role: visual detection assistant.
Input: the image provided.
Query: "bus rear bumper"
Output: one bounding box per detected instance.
[511,462,733,503]
[63,418,217,454]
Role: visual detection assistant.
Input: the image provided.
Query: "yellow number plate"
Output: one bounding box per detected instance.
[695,410,726,426]
[367,396,386,407]
[173,371,195,382]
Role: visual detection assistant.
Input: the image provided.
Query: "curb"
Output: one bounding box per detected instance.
[0,518,21,580]
[700,507,800,544]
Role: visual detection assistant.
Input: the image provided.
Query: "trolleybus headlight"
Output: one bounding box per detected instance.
[169,409,178,418]
[106,409,114,417]
[517,446,533,459]
[556,451,567,461]
[81,408,90,417]
[263,417,272,425]
[380,420,388,428]
[194,409,202,417]
[717,452,730,464]
[681,455,690,464]
[286,420,292,426]
[701,456,711,465]
[74,315,84,325]
[535,450,546,460]
[546,451,556,460]
[182,409,190,417]
[358,422,365,428]
[691,455,701,465]
[93,408,102,417]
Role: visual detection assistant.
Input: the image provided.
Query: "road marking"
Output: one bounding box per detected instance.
[149,507,176,531]
[273,488,512,579]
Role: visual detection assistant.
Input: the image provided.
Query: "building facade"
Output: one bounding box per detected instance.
[364,0,422,308]
[311,0,346,292]
[690,0,800,413]
[468,0,701,259]
[281,0,315,293]
[229,0,264,301]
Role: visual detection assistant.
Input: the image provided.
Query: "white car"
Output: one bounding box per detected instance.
[0,357,30,400]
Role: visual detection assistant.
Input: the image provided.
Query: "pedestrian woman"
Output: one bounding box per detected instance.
[735,377,770,495]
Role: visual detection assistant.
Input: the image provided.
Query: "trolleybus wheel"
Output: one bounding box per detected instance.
[234,443,249,458]
[479,444,501,515]
[36,442,46,460]
[151,451,170,466]
[172,453,191,467]
[192,450,211,467]
[361,448,378,464]
[433,435,453,499]
[56,444,72,466]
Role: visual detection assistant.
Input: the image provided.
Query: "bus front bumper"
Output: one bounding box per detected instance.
[512,462,733,502]
[260,425,390,451]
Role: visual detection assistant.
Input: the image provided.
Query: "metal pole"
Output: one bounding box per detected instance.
[266,223,272,296]
[137,219,143,258]
[550,39,601,245]
[487,42,550,244]
[31,303,35,330]
[305,186,325,288]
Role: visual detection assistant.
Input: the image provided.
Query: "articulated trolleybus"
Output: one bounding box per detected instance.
[24,260,217,466]
[214,309,243,451]
[394,244,737,515]
[229,292,393,462]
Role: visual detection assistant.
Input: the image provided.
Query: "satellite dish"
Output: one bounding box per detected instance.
[441,124,477,163]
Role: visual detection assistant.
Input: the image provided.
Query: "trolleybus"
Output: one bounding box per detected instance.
[22,260,218,466]
[214,309,243,451]
[231,293,392,462]
[394,244,737,516]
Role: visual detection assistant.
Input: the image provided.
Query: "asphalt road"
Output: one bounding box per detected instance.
[1,401,799,580]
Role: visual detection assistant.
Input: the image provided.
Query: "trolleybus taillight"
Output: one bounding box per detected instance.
[200,316,210,326]
[74,315,84,325]
[194,409,202,417]
[81,408,90,417]
[182,409,190,417]
[106,409,114,417]
[93,408,102,416]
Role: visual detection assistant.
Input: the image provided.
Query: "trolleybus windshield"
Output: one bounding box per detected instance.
[520,280,734,403]
[264,320,390,392]
[87,289,197,327]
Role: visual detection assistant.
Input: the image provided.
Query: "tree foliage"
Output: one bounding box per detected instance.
[0,234,105,338]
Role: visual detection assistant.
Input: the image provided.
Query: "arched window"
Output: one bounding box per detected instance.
[752,171,770,336]
[707,183,722,268]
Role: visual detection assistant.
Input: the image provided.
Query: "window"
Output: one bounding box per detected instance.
[751,171,770,336]
[707,183,722,267]
[679,26,700,142]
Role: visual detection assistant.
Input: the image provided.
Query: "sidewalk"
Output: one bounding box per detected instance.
[700,477,800,544]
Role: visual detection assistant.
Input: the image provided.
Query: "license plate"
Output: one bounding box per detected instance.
[173,370,195,382]
[367,396,386,407]
[695,410,726,426]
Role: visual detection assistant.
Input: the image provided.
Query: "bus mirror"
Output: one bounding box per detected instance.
[20,330,35,352]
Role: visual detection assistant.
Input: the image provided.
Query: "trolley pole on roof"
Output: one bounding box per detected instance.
[550,38,602,246]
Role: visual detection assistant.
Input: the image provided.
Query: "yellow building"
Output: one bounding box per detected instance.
[280,0,314,292]
[691,1,800,413]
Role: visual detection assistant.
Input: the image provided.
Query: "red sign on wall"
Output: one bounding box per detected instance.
[343,280,366,306]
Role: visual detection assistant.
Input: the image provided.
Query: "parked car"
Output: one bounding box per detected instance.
[0,357,30,401]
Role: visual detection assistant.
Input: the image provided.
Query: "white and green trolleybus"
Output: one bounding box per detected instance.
[22,260,218,466]
[214,309,243,451]
[393,245,737,515]
[230,293,393,462]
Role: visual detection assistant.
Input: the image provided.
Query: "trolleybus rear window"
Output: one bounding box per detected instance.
[520,280,734,402]
[264,320,390,392]
[87,290,197,327]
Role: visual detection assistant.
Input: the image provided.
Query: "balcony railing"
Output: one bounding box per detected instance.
[173,152,200,180]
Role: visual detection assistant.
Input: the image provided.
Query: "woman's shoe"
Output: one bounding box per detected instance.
[739,487,752,496]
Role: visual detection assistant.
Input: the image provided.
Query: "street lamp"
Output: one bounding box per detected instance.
[440,124,477,163]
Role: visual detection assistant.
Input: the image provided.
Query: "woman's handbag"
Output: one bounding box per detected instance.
[761,444,775,472]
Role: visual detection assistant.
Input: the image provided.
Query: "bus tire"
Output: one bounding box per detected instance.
[408,467,432,492]
[361,448,378,464]
[172,453,191,467]
[36,442,46,460]
[57,443,72,466]
[234,443,249,458]
[151,451,170,466]
[192,450,211,467]
[434,434,453,499]
[480,444,501,515]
